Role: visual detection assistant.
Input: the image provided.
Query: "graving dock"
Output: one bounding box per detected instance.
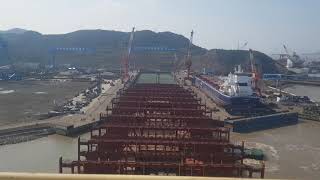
[59,72,265,178]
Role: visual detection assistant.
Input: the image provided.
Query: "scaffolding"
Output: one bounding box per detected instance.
[60,82,265,178]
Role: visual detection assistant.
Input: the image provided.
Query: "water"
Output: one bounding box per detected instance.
[0,133,89,173]
[0,90,15,94]
[232,120,320,179]
[284,85,320,102]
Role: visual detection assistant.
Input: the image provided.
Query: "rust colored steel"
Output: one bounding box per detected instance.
[60,82,265,178]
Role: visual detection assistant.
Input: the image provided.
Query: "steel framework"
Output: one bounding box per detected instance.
[60,83,265,178]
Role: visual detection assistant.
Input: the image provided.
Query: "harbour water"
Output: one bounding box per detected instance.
[284,84,320,102]
[232,120,320,179]
[0,85,319,179]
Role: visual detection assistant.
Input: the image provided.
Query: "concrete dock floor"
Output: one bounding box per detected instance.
[0,79,123,134]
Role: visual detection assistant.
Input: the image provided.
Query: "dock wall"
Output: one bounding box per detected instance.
[0,124,55,145]
[225,112,299,133]
[54,121,100,137]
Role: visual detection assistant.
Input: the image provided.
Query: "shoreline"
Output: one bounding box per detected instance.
[0,79,122,145]
[0,80,92,126]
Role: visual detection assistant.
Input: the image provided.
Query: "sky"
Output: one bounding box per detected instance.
[0,0,319,54]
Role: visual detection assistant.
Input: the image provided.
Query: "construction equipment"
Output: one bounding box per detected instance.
[249,49,262,96]
[238,41,248,50]
[185,31,193,79]
[283,44,304,68]
[122,27,135,82]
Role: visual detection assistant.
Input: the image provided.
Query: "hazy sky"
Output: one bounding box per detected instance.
[1,0,319,53]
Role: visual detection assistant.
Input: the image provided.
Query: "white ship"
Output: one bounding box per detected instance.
[194,65,260,106]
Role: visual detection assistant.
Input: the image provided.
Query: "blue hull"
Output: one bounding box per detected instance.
[194,76,260,106]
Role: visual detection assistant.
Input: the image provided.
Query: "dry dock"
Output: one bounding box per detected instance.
[176,72,299,133]
[60,72,265,178]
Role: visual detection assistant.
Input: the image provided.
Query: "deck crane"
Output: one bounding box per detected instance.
[122,27,135,82]
[249,49,262,96]
[185,30,194,79]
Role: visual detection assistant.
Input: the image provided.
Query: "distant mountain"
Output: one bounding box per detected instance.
[192,49,286,75]
[0,29,205,68]
[0,35,9,65]
[0,28,285,73]
[0,28,28,34]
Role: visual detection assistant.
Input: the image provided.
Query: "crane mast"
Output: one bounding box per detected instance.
[249,49,262,96]
[185,30,194,79]
[187,30,194,59]
[122,27,135,82]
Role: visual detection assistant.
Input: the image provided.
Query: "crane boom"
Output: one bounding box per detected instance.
[185,30,194,79]
[127,27,135,58]
[240,42,248,50]
[249,49,255,73]
[187,30,194,59]
[122,27,135,82]
[249,49,262,96]
[283,44,290,56]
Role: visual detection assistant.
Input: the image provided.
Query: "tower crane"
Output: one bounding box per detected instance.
[185,30,194,79]
[122,27,135,82]
[249,49,262,96]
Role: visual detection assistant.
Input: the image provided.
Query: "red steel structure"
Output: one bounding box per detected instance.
[60,82,265,178]
[122,28,135,82]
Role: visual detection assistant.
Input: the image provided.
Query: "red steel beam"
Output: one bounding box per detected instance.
[115,96,200,103]
[99,114,223,127]
[112,101,203,109]
[60,159,264,178]
[111,107,210,116]
[84,137,237,146]
[59,78,265,178]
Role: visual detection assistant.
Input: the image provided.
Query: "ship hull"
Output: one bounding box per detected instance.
[194,76,260,106]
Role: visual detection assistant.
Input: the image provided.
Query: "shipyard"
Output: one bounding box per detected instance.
[1,1,320,180]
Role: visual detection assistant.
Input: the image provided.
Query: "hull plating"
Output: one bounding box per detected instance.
[194,76,260,106]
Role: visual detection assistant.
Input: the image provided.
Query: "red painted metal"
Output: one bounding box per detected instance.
[60,82,265,178]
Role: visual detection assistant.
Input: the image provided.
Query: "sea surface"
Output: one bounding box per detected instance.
[0,84,319,179]
[283,84,320,102]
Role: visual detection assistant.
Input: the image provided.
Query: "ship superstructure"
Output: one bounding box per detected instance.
[194,65,260,107]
